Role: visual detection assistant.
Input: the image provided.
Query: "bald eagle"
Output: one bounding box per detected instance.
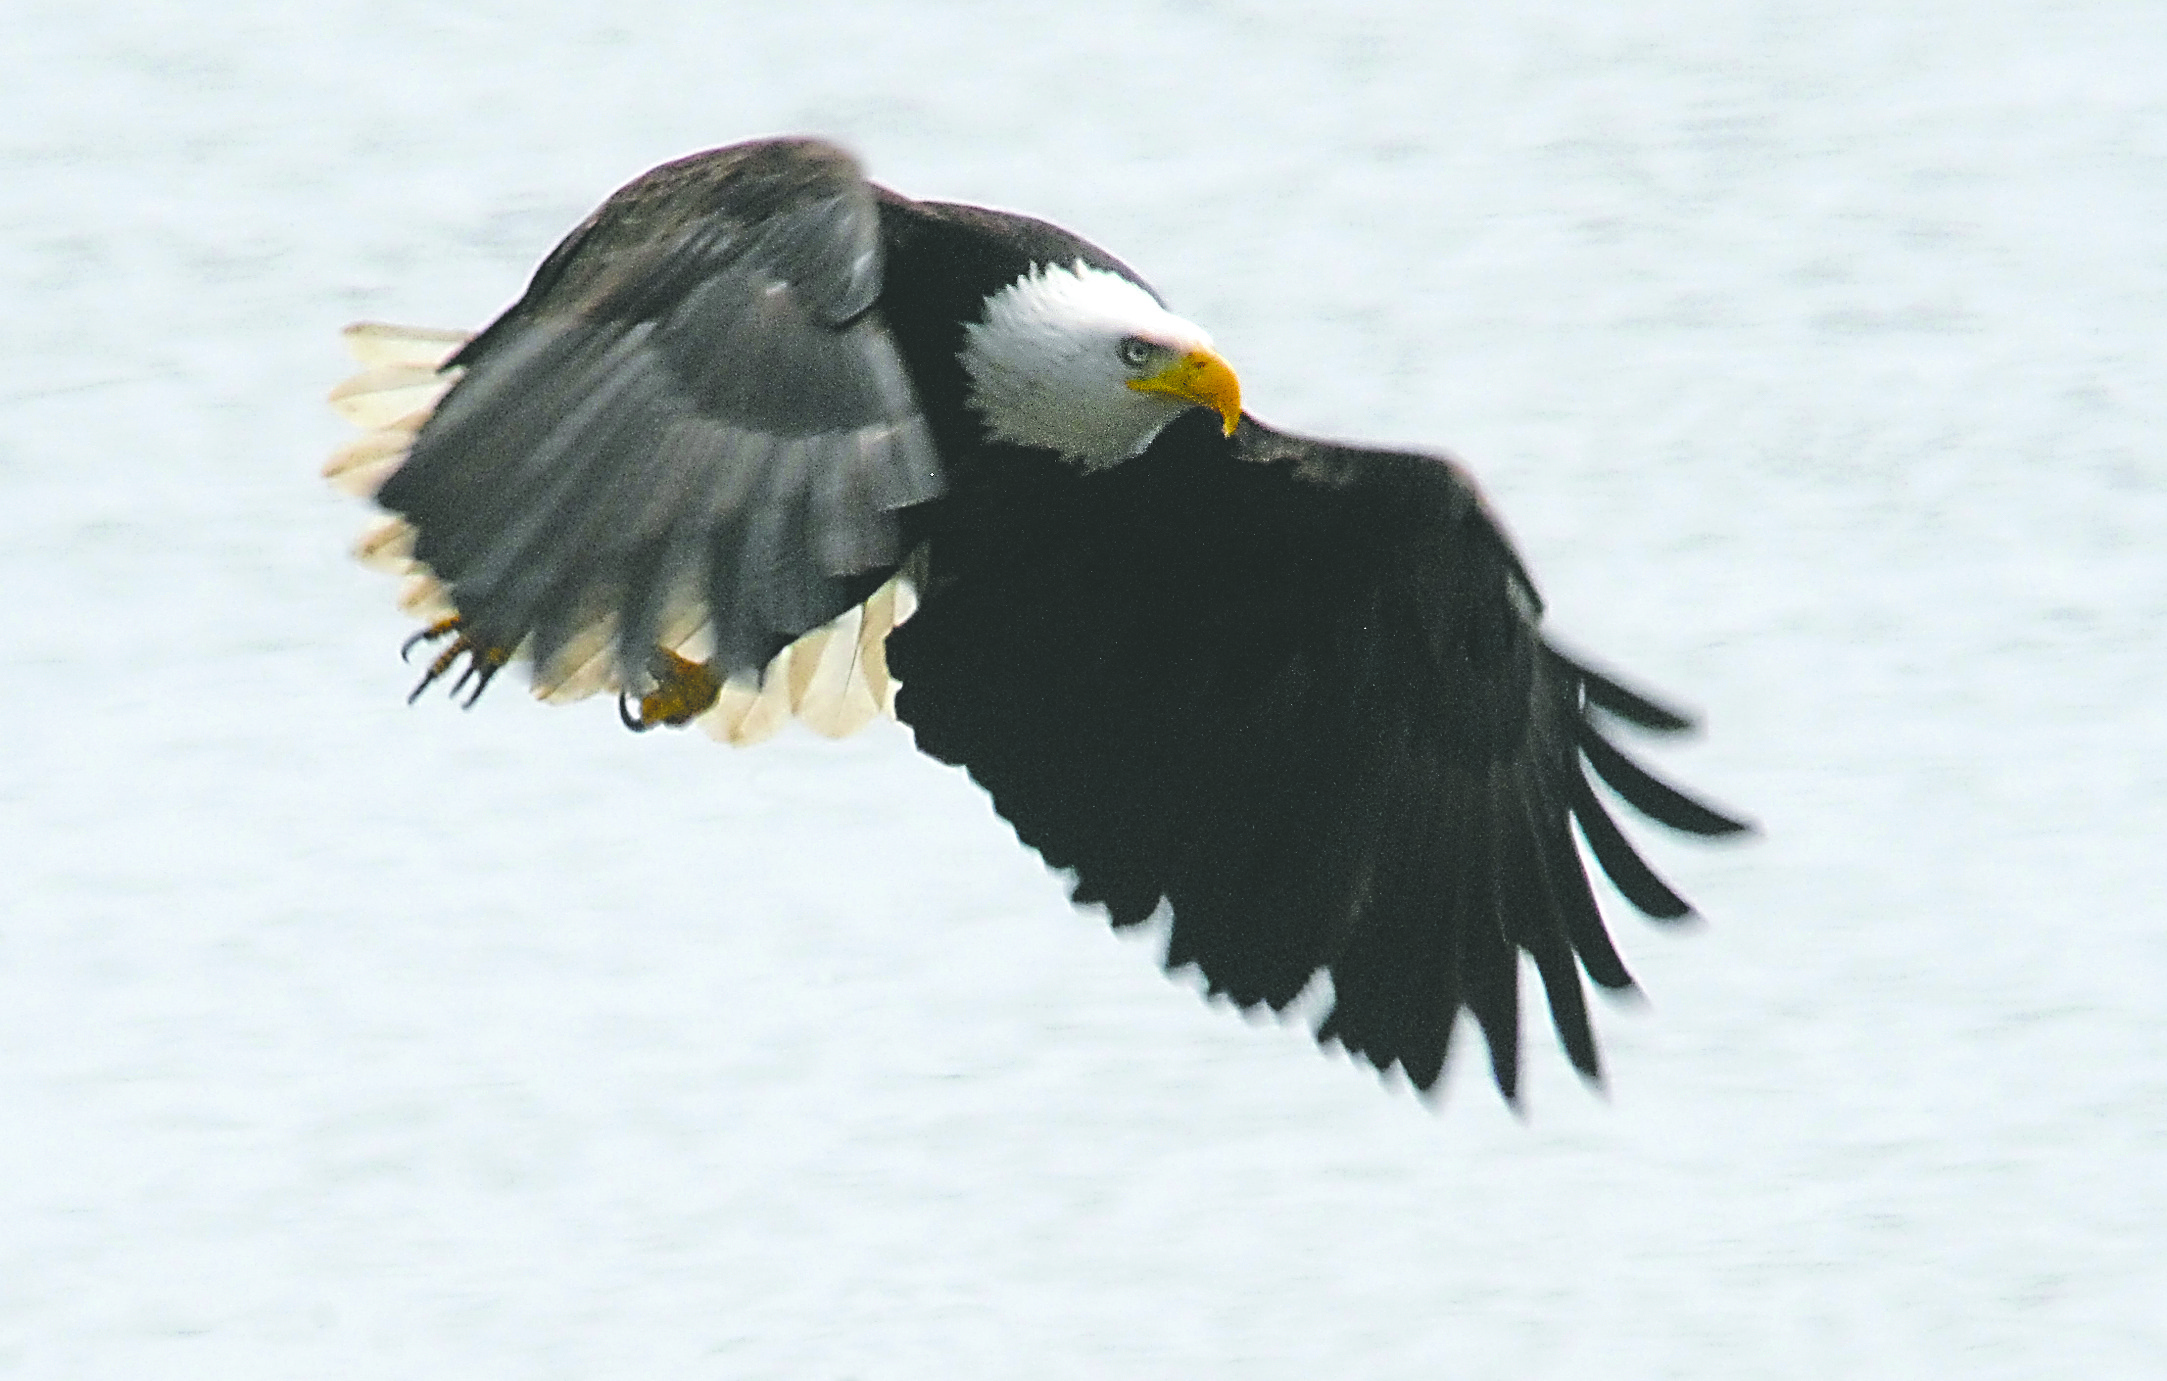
[326,137,1748,1101]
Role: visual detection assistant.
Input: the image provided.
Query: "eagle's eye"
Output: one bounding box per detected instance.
[1117,336,1156,369]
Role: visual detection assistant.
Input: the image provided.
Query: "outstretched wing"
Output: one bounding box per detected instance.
[373,138,944,688]
[888,413,1749,1098]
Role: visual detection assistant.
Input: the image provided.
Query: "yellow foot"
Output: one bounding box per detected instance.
[401,615,511,708]
[618,649,721,732]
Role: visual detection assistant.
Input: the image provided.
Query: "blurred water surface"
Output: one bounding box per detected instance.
[4,1,2164,1376]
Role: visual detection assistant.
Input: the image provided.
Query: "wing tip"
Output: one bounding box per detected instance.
[1547,643,1696,734]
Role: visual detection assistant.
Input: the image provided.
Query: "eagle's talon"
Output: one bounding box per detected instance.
[449,654,504,708]
[619,649,722,732]
[617,691,658,732]
[401,616,461,663]
[400,616,511,706]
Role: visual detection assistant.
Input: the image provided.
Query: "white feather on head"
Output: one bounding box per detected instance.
[962,260,1221,469]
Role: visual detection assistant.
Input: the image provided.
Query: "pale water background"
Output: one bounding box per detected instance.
[4,2,2164,1377]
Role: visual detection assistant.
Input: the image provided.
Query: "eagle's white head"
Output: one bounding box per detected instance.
[960,261,1242,470]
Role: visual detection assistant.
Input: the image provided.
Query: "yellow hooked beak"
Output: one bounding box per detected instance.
[1128,347,1242,436]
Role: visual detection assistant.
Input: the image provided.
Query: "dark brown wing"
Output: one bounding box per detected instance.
[888,412,1749,1098]
[376,138,944,683]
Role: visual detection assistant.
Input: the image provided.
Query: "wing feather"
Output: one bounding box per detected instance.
[1568,771,1694,922]
[891,413,1747,1098]
[1577,719,1753,837]
[373,139,944,691]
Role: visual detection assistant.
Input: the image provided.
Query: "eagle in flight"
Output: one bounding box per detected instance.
[326,137,1749,1101]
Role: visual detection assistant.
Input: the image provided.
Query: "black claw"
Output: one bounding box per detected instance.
[400,619,457,664]
[450,657,490,708]
[399,618,507,708]
[406,655,455,704]
[617,691,656,732]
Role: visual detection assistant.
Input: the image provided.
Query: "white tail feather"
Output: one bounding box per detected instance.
[342,321,469,370]
[352,515,417,573]
[702,669,794,746]
[397,572,456,622]
[327,321,918,744]
[786,574,919,737]
[328,365,456,430]
[531,614,623,705]
[859,576,916,716]
[323,429,417,498]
